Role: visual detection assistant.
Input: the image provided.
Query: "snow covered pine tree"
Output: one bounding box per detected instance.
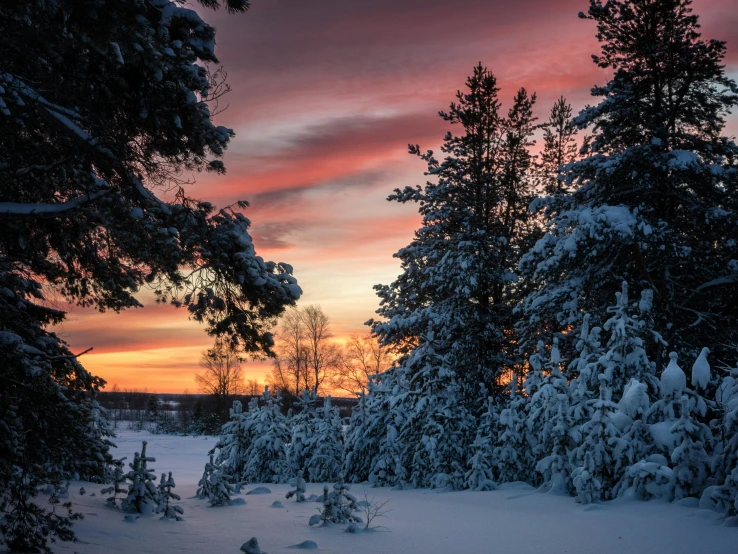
[369,64,538,488]
[519,0,738,369]
[0,1,300,550]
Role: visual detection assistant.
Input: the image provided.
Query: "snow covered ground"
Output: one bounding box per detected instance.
[60,430,734,554]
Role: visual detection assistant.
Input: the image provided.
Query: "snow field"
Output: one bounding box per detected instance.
[58,431,735,554]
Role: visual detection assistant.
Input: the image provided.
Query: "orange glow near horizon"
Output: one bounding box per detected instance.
[56,0,737,394]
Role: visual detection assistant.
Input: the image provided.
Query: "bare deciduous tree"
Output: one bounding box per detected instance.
[301,305,340,395]
[271,305,339,396]
[245,379,262,396]
[195,340,246,421]
[332,334,394,396]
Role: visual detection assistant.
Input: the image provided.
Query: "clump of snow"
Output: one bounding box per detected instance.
[619,378,649,418]
[246,487,272,495]
[661,352,686,396]
[691,347,710,390]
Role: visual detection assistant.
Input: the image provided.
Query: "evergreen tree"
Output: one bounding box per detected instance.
[343,377,387,483]
[197,454,235,506]
[670,396,712,500]
[395,345,475,489]
[212,400,254,486]
[304,397,344,483]
[371,63,537,403]
[492,385,533,484]
[711,366,738,510]
[529,338,574,493]
[243,389,290,484]
[121,442,158,515]
[155,472,184,521]
[286,390,319,477]
[465,397,499,491]
[571,375,627,501]
[538,96,579,195]
[365,369,409,487]
[519,0,738,369]
[100,458,127,509]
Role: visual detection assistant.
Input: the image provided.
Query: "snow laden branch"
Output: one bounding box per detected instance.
[0,190,111,215]
[2,72,171,214]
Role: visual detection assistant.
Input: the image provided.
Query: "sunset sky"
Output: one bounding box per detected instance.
[56,0,738,393]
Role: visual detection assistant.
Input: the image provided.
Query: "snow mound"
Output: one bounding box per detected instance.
[271,501,284,508]
[288,540,318,549]
[246,487,272,495]
[240,537,262,554]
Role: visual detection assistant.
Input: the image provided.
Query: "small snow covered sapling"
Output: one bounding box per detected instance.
[285,469,307,502]
[156,472,184,521]
[101,457,127,508]
[572,451,602,504]
[120,442,159,515]
[309,477,363,526]
[198,454,236,506]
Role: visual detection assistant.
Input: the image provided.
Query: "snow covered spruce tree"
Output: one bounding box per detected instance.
[120,442,158,516]
[342,369,408,487]
[285,391,343,482]
[210,400,255,487]
[538,96,580,196]
[519,0,738,369]
[286,390,319,477]
[242,388,290,484]
[371,63,538,403]
[0,1,299,550]
[303,396,344,483]
[465,397,498,491]
[369,64,538,489]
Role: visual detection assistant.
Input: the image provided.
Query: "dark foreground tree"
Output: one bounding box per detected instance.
[0,1,299,550]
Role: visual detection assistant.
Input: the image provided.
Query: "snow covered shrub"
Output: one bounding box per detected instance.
[617,457,674,500]
[711,467,738,516]
[156,472,184,521]
[309,478,362,526]
[121,442,159,515]
[572,452,602,504]
[198,455,236,506]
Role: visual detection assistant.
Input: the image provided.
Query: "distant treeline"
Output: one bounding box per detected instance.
[96,390,358,435]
